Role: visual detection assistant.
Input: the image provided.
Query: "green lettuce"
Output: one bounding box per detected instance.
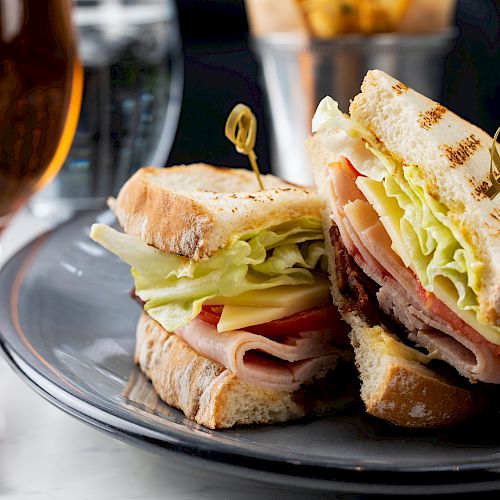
[90,218,326,331]
[383,167,481,312]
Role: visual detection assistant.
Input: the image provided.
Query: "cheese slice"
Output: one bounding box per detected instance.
[217,306,288,332]
[370,325,436,364]
[355,176,412,269]
[215,280,330,332]
[434,276,500,345]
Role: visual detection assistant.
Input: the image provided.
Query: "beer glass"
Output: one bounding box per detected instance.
[0,0,82,232]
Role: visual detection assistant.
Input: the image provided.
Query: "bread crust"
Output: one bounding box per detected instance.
[365,363,482,428]
[350,323,486,428]
[114,164,324,261]
[349,70,499,325]
[134,313,351,429]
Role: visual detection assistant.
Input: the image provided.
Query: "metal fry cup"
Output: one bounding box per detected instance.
[253,29,457,185]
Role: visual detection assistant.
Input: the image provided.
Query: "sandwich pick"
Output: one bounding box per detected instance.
[486,126,500,201]
[225,103,264,190]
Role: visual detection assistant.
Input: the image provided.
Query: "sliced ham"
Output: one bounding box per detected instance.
[327,161,500,383]
[376,281,500,381]
[326,161,359,256]
[175,318,342,392]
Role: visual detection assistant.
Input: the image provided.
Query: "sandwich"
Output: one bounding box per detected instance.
[90,163,354,429]
[307,69,498,427]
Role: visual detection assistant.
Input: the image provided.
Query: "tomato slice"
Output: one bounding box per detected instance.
[342,156,364,177]
[198,304,350,346]
[198,305,222,326]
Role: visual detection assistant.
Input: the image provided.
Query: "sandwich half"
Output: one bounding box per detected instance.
[90,164,353,428]
[307,70,497,427]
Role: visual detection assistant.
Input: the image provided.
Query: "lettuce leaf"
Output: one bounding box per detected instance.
[313,97,387,180]
[90,217,326,331]
[383,167,481,312]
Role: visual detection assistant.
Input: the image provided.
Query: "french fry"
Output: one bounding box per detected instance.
[358,0,409,34]
[244,0,308,37]
[300,0,360,38]
[245,0,456,39]
[398,0,456,33]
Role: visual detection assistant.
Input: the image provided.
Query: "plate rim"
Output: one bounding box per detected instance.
[2,210,500,491]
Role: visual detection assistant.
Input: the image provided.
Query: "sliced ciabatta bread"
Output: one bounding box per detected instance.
[113,164,323,261]
[350,70,499,325]
[135,313,355,429]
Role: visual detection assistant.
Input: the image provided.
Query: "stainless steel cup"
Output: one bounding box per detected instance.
[253,29,457,185]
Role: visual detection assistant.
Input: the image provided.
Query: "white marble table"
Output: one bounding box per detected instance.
[0,210,334,500]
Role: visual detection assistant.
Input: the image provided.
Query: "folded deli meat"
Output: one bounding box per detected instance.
[176,318,341,391]
[312,93,500,383]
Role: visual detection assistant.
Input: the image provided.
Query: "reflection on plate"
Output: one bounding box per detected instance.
[2,210,500,494]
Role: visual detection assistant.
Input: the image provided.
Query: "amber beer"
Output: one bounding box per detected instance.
[0,0,82,229]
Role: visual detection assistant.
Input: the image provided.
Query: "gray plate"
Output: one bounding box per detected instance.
[2,210,500,495]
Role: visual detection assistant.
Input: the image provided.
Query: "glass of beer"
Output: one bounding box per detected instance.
[0,0,82,233]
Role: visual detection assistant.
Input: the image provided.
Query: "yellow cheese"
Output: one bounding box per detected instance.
[215,279,331,332]
[371,325,436,364]
[433,276,500,345]
[217,306,288,332]
[205,278,330,307]
[355,176,412,268]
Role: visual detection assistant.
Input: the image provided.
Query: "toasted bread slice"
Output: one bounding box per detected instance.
[350,320,484,428]
[113,164,323,261]
[134,313,355,429]
[350,70,499,325]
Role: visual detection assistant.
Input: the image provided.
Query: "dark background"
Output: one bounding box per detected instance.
[168,0,500,173]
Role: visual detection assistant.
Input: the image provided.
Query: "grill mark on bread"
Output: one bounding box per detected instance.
[368,132,384,147]
[418,105,447,130]
[392,82,408,95]
[491,208,500,223]
[209,188,308,200]
[474,181,490,199]
[440,135,481,168]
[467,173,491,200]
